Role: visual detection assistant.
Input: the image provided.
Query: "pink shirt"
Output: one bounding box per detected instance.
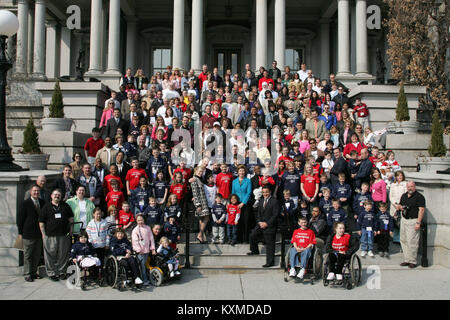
[299,140,311,154]
[131,225,155,254]
[100,109,114,128]
[370,179,387,203]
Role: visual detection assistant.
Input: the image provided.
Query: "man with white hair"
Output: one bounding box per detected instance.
[396,181,426,268]
[162,83,180,100]
[24,175,49,203]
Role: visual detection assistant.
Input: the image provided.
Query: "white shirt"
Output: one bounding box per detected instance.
[162,89,180,100]
[298,70,308,82]
[78,199,87,227]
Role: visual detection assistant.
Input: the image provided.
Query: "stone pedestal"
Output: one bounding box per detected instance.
[12,131,91,170]
[0,170,60,268]
[34,81,109,133]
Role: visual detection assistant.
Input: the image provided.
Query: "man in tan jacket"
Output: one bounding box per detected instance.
[95,137,118,168]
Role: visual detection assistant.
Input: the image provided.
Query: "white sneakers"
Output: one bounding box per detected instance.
[336,274,343,281]
[170,271,175,278]
[297,268,305,279]
[134,277,143,285]
[368,251,374,257]
[289,269,296,277]
[360,251,367,257]
[175,271,181,276]
[327,272,335,280]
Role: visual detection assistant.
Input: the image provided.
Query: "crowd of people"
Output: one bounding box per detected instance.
[16,61,426,285]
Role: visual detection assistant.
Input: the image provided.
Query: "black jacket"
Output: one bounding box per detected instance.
[52,177,78,201]
[17,198,45,239]
[113,161,132,188]
[256,197,280,234]
[104,117,129,140]
[330,156,350,186]
[355,158,372,182]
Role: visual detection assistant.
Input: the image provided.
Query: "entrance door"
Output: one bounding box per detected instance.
[214,48,241,78]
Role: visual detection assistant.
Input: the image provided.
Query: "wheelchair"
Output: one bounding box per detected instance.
[145,248,182,287]
[66,255,102,291]
[322,252,362,290]
[283,240,323,284]
[70,221,84,244]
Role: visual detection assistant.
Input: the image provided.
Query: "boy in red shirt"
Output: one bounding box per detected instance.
[226,194,241,246]
[289,216,317,279]
[215,164,233,205]
[301,163,319,207]
[118,201,135,238]
[126,157,148,196]
[84,127,104,166]
[105,179,125,210]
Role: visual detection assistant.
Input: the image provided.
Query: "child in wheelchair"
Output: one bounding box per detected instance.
[110,227,143,285]
[325,222,359,282]
[289,217,316,279]
[156,236,180,278]
[70,231,102,280]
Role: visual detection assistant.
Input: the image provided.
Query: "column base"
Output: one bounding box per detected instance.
[336,73,375,88]
[30,73,47,81]
[11,73,29,81]
[88,71,121,91]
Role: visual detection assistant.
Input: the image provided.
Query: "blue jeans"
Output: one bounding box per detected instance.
[136,253,149,282]
[360,228,374,252]
[289,247,312,269]
[227,224,238,242]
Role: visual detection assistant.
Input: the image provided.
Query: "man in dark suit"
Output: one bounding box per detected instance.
[104,109,128,140]
[330,148,350,186]
[243,70,258,89]
[120,90,135,116]
[124,103,144,127]
[248,186,280,267]
[112,151,131,193]
[52,165,78,201]
[17,185,46,282]
[353,148,372,189]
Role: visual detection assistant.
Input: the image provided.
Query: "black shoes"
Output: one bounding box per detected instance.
[50,275,59,281]
[262,263,274,268]
[408,263,417,268]
[400,262,410,267]
[33,274,43,280]
[247,251,259,256]
[25,276,34,282]
[59,273,67,280]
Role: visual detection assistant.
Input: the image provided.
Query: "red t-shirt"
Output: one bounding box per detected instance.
[216,172,233,199]
[118,209,135,226]
[331,234,351,253]
[226,204,240,225]
[169,183,186,201]
[291,228,317,248]
[84,137,105,157]
[259,175,275,187]
[198,72,208,90]
[312,164,323,176]
[173,168,192,186]
[105,190,124,210]
[301,174,319,198]
[125,168,148,190]
[103,175,123,193]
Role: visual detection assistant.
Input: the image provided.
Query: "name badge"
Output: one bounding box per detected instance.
[139,239,145,246]
[366,226,372,231]
[383,219,389,225]
[139,200,145,206]
[55,213,62,219]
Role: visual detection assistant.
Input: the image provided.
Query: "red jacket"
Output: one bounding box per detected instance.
[198,72,208,90]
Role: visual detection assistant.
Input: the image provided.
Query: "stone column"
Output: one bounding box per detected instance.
[86,0,103,75]
[355,0,369,75]
[15,0,29,76]
[125,16,137,71]
[105,0,121,74]
[45,20,59,79]
[172,0,185,70]
[274,0,285,69]
[59,27,71,77]
[191,0,203,72]
[32,0,47,79]
[27,5,34,74]
[320,19,330,79]
[71,31,83,77]
[255,0,267,72]
[337,0,351,76]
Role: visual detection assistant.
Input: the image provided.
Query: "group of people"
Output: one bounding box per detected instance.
[16,61,426,286]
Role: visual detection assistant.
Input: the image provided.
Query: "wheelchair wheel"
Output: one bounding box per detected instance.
[312,248,323,279]
[67,260,81,287]
[104,256,119,287]
[116,262,128,290]
[284,248,291,282]
[149,268,163,287]
[322,254,330,286]
[350,254,362,287]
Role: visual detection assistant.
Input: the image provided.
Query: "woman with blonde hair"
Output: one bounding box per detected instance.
[134,68,148,91]
[190,166,211,243]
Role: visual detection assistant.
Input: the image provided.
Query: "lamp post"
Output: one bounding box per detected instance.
[0,10,23,171]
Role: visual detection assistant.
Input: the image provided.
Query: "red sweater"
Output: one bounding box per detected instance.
[126,168,148,190]
[291,228,317,248]
[103,175,123,193]
[84,137,105,158]
[118,209,135,226]
[343,142,366,159]
[258,77,274,91]
[216,172,233,199]
[173,168,192,186]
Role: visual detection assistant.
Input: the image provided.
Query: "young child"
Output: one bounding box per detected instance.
[375,202,394,258]
[110,228,143,285]
[143,197,164,226]
[105,205,119,228]
[163,216,180,250]
[84,127,104,166]
[288,217,317,279]
[118,202,135,239]
[331,173,352,212]
[132,214,156,286]
[126,157,148,197]
[157,236,180,278]
[352,182,372,221]
[152,170,169,206]
[211,194,227,244]
[281,190,297,239]
[203,173,217,209]
[215,164,233,205]
[123,134,137,158]
[169,172,187,203]
[226,194,241,246]
[300,163,319,207]
[298,199,311,221]
[86,207,109,264]
[164,194,182,222]
[172,160,192,187]
[319,188,332,219]
[321,151,334,178]
[70,231,102,279]
[357,200,376,257]
[105,179,125,210]
[130,176,152,214]
[103,164,123,194]
[146,148,168,182]
[380,151,401,184]
[281,161,301,209]
[318,173,332,199]
[327,199,347,233]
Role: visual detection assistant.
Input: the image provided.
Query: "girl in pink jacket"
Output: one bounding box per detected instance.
[132,214,156,286]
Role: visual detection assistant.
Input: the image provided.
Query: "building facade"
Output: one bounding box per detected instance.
[4,0,389,89]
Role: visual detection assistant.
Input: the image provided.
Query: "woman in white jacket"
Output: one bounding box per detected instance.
[389,171,407,243]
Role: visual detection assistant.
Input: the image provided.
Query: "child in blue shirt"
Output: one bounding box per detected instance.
[164,194,182,222]
[123,134,137,159]
[163,216,180,249]
[281,189,297,239]
[152,171,169,205]
[130,176,152,214]
[211,194,227,244]
[348,150,360,175]
[280,161,301,208]
[318,173,332,200]
[146,149,168,182]
[357,200,376,257]
[319,187,332,219]
[331,173,352,211]
[375,202,394,258]
[327,199,347,233]
[352,182,372,221]
[143,197,164,226]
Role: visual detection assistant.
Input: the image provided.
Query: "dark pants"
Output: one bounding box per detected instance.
[328,252,347,274]
[94,247,106,265]
[23,238,43,277]
[249,226,276,265]
[227,224,238,242]
[238,204,254,243]
[376,231,390,252]
[119,256,140,280]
